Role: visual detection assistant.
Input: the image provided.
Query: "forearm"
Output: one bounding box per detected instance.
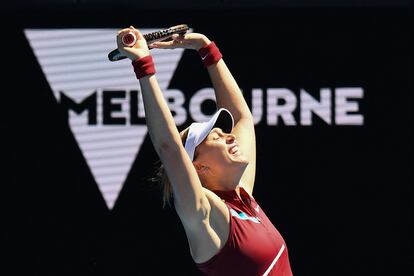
[206,53,253,123]
[115,27,181,151]
[139,75,182,153]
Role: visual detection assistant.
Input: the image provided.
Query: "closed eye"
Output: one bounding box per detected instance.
[209,128,223,141]
[209,133,220,141]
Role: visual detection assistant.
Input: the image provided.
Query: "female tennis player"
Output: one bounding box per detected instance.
[117,26,293,276]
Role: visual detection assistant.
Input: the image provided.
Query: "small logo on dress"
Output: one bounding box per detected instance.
[230,209,260,223]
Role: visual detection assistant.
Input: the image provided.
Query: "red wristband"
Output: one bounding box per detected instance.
[198,41,222,67]
[132,55,156,79]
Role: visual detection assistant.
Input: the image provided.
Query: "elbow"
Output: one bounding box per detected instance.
[233,108,253,124]
[243,112,254,123]
[238,113,254,126]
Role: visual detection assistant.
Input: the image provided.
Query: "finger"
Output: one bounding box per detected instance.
[116,31,126,47]
[117,28,132,35]
[130,27,145,41]
[116,29,130,46]
[151,40,179,49]
[117,28,134,41]
[171,34,184,41]
[117,27,143,42]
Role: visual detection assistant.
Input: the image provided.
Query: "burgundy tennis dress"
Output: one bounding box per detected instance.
[196,187,293,276]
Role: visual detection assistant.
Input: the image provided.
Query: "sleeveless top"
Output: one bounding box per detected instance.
[195,187,293,276]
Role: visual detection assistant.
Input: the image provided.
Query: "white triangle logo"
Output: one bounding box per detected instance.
[25,29,185,209]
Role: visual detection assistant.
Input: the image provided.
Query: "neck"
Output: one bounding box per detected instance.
[202,166,246,192]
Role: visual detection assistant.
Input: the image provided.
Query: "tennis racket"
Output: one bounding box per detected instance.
[108,24,190,61]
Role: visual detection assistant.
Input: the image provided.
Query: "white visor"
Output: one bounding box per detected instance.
[184,108,234,161]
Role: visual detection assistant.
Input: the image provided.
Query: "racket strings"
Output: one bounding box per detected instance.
[144,25,189,43]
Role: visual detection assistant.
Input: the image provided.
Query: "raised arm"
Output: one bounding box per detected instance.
[116,27,211,226]
[152,34,257,195]
[203,40,256,195]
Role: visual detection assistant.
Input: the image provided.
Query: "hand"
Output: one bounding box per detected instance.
[149,33,211,51]
[117,26,150,61]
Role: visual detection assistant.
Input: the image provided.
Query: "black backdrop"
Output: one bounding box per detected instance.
[2,6,413,276]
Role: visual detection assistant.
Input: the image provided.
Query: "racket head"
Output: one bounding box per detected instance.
[108,24,190,62]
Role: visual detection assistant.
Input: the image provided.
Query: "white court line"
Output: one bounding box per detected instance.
[263,244,285,276]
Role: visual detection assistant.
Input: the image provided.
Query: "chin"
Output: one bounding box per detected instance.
[230,152,249,165]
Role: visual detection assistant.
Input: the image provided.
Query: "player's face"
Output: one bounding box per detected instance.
[194,128,248,176]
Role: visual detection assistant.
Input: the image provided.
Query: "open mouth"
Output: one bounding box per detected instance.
[229,145,239,154]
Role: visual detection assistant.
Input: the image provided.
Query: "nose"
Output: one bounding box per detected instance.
[226,133,236,144]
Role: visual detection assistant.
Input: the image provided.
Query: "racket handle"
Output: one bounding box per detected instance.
[122,32,137,47]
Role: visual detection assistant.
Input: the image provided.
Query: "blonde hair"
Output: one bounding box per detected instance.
[154,127,192,207]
